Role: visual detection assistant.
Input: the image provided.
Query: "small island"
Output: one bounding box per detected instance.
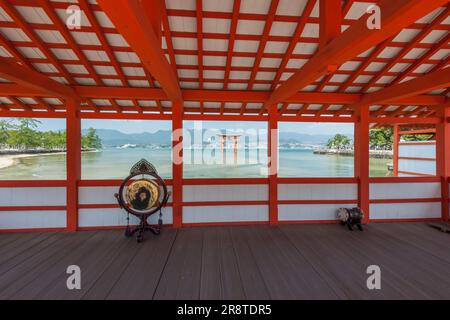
[0,118,102,169]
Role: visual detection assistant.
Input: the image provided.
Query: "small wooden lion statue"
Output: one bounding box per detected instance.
[337,207,364,231]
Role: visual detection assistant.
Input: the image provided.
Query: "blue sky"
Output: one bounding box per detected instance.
[2,118,354,135]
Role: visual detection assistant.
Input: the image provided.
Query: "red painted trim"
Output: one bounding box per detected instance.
[0,227,66,233]
[184,114,268,122]
[79,179,174,187]
[0,206,66,212]
[278,200,357,205]
[371,118,440,124]
[268,103,278,225]
[393,124,399,176]
[78,204,119,209]
[172,102,183,228]
[78,203,173,209]
[398,156,436,161]
[2,177,440,187]
[0,181,67,187]
[183,178,268,185]
[436,106,450,221]
[277,177,357,184]
[370,198,441,204]
[183,201,267,207]
[354,106,370,223]
[82,112,172,120]
[78,224,173,231]
[400,129,436,135]
[399,141,436,146]
[397,170,435,177]
[66,101,81,232]
[369,177,440,183]
[279,116,356,123]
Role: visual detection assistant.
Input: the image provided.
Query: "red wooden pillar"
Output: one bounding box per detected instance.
[141,0,162,42]
[436,104,450,221]
[268,104,278,225]
[172,102,183,227]
[319,0,342,49]
[354,105,370,224]
[66,99,81,232]
[393,124,399,177]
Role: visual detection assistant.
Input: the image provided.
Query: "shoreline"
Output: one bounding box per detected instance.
[0,149,98,170]
[0,152,67,170]
[313,149,393,159]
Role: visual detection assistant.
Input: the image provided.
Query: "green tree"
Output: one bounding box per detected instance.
[0,120,14,145]
[402,134,434,141]
[17,118,41,130]
[13,118,42,148]
[327,134,351,150]
[82,128,102,149]
[369,128,393,150]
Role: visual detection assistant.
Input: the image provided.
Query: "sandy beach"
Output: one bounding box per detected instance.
[0,152,66,170]
[0,156,15,169]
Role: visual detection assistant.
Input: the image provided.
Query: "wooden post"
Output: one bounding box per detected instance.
[354,105,370,224]
[393,124,399,177]
[66,99,81,232]
[319,0,342,49]
[268,104,278,225]
[436,104,450,221]
[172,102,183,227]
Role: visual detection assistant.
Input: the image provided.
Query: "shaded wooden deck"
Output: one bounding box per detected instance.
[1,223,450,300]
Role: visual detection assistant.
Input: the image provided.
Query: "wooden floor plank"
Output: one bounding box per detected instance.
[0,223,449,300]
[35,230,125,300]
[0,232,96,299]
[106,229,178,300]
[0,232,50,261]
[229,226,271,300]
[82,233,143,300]
[280,224,407,299]
[199,227,223,300]
[216,227,246,300]
[0,233,62,276]
[153,228,204,300]
[317,224,433,299]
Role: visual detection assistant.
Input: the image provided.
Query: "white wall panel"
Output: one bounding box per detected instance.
[398,159,436,176]
[399,143,435,158]
[0,211,66,229]
[278,204,357,221]
[183,185,268,202]
[0,188,66,206]
[398,143,436,176]
[79,186,173,205]
[183,205,268,223]
[78,207,173,227]
[370,202,441,219]
[278,184,357,201]
[370,183,440,199]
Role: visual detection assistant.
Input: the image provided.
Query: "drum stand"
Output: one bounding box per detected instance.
[116,191,170,243]
[125,211,162,243]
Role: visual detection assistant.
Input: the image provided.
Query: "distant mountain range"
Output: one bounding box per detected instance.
[83,129,353,146]
[82,129,171,146]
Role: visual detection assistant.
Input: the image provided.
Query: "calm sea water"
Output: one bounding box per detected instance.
[0,147,391,180]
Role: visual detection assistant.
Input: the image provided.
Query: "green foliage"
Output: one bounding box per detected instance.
[82,127,102,149]
[0,118,102,151]
[402,134,434,141]
[369,128,393,150]
[0,120,13,145]
[326,134,352,150]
